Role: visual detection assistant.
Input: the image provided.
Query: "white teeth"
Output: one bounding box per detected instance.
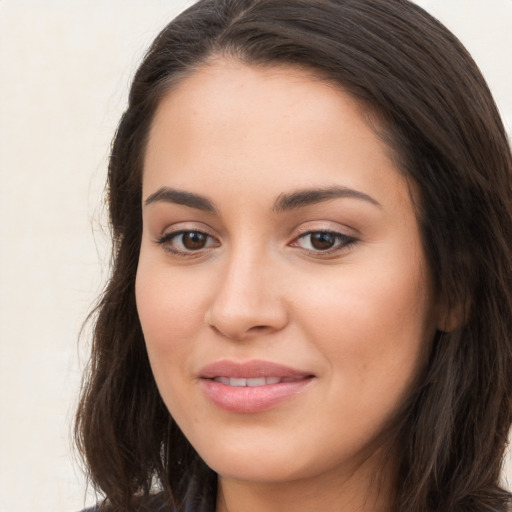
[212,377,284,386]
[229,377,247,387]
[247,378,266,387]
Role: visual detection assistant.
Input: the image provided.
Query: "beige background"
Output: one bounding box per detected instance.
[0,1,511,512]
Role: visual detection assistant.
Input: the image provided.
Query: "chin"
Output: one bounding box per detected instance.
[210,457,306,484]
[193,436,307,483]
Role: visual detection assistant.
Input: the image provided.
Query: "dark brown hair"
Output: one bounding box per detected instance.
[75,1,512,511]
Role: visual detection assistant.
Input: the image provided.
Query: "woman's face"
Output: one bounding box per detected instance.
[136,60,440,487]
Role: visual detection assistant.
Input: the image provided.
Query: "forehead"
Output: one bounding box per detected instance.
[148,60,352,142]
[143,58,411,211]
[148,58,375,141]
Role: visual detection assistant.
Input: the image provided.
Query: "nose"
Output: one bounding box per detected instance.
[204,250,289,341]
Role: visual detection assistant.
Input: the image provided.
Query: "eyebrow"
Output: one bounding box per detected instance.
[143,185,381,214]
[144,187,217,213]
[272,186,381,212]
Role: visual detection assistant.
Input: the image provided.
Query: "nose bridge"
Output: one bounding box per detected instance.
[205,239,287,339]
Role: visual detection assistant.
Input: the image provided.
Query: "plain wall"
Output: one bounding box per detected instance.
[0,2,510,511]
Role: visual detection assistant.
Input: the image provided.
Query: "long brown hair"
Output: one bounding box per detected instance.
[75,1,512,510]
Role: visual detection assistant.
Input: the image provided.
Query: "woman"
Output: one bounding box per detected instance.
[75,0,512,511]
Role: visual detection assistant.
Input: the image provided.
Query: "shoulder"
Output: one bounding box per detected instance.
[74,496,177,512]
[75,507,173,512]
[74,507,173,512]
[75,508,178,512]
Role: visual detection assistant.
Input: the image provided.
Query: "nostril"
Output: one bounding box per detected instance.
[204,297,289,340]
[249,325,270,332]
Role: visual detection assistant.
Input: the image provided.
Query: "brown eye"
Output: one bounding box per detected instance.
[157,230,218,255]
[310,232,336,250]
[181,231,208,250]
[293,231,357,254]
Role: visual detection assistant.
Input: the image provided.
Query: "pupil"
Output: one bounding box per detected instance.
[183,232,206,250]
[311,232,335,250]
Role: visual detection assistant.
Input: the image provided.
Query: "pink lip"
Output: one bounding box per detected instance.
[198,360,315,413]
[199,359,312,379]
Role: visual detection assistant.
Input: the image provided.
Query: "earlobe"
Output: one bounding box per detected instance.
[438,312,461,333]
[437,295,470,333]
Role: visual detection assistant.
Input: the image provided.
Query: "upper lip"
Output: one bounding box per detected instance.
[199,359,313,379]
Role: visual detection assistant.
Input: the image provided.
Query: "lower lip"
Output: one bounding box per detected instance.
[200,378,313,413]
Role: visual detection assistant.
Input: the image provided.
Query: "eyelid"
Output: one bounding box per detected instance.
[156,221,218,239]
[289,222,359,256]
[153,222,220,256]
[292,221,359,238]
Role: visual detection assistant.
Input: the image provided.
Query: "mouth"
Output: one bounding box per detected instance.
[210,376,303,386]
[199,359,313,380]
[198,360,315,413]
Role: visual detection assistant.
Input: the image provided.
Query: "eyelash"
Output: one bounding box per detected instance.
[155,229,358,258]
[291,231,358,256]
[155,230,218,257]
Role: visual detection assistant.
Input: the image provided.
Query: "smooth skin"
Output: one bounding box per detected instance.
[136,59,445,512]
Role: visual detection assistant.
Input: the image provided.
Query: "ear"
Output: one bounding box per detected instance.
[437,294,469,333]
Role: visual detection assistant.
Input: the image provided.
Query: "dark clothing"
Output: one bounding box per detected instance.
[77,493,174,512]
[77,493,188,512]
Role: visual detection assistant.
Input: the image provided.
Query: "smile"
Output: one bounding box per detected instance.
[198,360,314,413]
[211,376,302,386]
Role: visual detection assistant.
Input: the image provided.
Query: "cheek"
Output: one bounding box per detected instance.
[135,259,212,427]
[135,256,209,372]
[294,253,434,400]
